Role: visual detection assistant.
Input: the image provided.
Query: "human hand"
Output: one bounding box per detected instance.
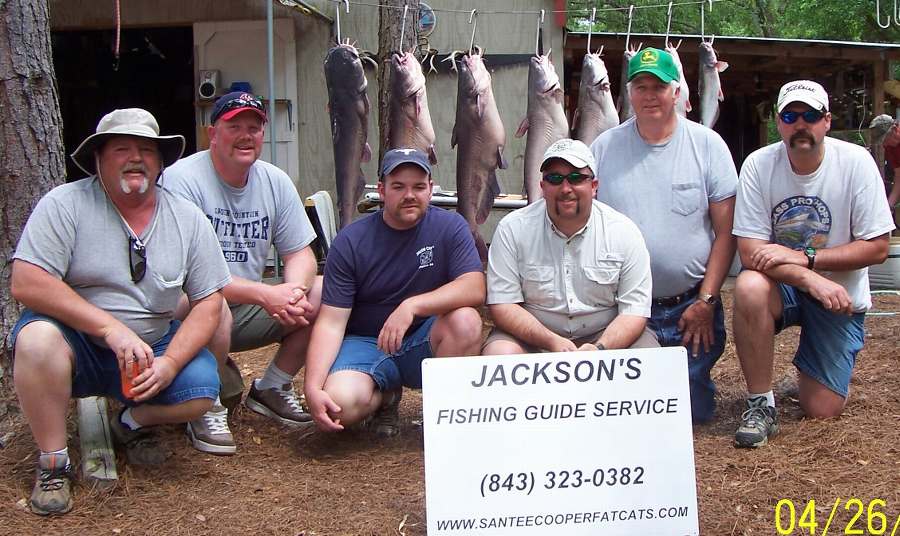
[805,273,853,314]
[262,283,311,326]
[577,342,600,352]
[305,388,344,432]
[546,336,578,353]
[678,300,715,357]
[102,322,154,379]
[131,355,179,402]
[377,301,415,355]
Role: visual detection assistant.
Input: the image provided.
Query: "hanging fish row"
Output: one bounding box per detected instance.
[323,40,727,249]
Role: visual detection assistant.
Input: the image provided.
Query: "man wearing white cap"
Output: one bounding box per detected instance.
[9,109,231,515]
[732,80,895,447]
[484,139,658,354]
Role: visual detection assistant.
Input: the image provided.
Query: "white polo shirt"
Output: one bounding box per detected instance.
[487,199,652,339]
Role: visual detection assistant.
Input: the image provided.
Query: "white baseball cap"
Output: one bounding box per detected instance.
[540,139,597,177]
[777,80,829,113]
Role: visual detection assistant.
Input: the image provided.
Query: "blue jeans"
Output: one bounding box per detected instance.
[329,317,437,391]
[11,310,219,406]
[777,284,864,397]
[648,297,726,424]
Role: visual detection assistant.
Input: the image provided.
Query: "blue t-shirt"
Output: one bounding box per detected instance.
[322,206,482,338]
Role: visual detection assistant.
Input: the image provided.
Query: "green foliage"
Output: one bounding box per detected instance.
[567,0,900,43]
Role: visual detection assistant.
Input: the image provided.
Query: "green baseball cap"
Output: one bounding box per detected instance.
[627,47,679,83]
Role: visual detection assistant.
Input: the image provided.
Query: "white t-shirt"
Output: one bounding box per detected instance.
[733,137,896,311]
[487,199,652,339]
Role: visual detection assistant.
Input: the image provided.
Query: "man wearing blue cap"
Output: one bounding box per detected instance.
[163,92,321,454]
[303,148,485,437]
[590,47,738,424]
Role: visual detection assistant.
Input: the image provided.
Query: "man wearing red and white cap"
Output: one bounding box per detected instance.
[732,80,895,447]
[163,92,321,455]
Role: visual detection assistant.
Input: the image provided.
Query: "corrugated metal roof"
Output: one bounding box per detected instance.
[566,31,900,49]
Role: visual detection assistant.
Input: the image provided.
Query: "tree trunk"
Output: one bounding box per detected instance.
[0,0,66,389]
[377,0,421,168]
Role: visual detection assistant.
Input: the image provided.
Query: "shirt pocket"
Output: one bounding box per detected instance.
[582,260,622,308]
[521,265,557,307]
[144,270,186,314]
[671,181,702,216]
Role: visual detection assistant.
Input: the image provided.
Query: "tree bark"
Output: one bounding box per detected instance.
[377,0,421,168]
[0,0,66,388]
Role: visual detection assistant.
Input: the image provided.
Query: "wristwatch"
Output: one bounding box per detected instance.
[698,293,718,306]
[805,246,816,270]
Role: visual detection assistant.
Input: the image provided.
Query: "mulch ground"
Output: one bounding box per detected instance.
[0,289,898,535]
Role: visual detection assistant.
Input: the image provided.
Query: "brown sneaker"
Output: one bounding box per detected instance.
[30,454,73,516]
[368,389,402,438]
[186,405,236,455]
[245,381,314,429]
[110,409,169,465]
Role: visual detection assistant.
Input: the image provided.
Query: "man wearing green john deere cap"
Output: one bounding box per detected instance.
[589,47,738,424]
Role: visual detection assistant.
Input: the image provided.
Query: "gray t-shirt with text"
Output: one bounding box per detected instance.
[161,151,316,281]
[14,178,231,346]
[591,116,738,297]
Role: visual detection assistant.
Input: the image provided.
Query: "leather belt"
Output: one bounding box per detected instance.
[652,283,702,307]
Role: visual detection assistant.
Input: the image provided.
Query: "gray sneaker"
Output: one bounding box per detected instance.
[110,410,169,465]
[734,396,779,448]
[187,405,236,455]
[368,389,402,438]
[245,381,314,429]
[30,454,73,516]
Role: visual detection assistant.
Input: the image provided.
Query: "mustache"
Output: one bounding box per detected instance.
[789,131,816,147]
[121,165,148,174]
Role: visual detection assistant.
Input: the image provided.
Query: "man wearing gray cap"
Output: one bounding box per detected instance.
[303,148,485,438]
[9,108,230,515]
[732,80,895,447]
[484,139,657,354]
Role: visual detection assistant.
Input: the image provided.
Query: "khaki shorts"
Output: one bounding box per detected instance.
[228,277,290,352]
[483,325,659,353]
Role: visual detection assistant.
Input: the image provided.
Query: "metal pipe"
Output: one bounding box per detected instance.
[267,0,277,166]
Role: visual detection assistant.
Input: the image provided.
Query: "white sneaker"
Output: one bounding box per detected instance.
[187,405,236,455]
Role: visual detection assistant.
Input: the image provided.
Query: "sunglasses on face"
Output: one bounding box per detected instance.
[779,109,825,125]
[129,237,147,283]
[542,172,594,186]
[211,97,265,123]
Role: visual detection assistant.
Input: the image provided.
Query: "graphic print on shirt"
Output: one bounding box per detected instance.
[771,195,831,250]
[417,245,435,270]
[206,206,270,264]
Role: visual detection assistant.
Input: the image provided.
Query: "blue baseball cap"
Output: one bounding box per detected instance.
[379,148,432,178]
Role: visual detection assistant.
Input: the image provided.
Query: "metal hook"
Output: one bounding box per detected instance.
[625,5,634,51]
[587,7,596,54]
[894,0,900,27]
[876,0,892,27]
[468,9,478,55]
[665,2,673,48]
[399,4,409,54]
[335,0,350,44]
[701,0,714,43]
[535,9,545,56]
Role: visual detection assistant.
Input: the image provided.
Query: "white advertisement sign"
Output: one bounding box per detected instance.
[422,347,699,535]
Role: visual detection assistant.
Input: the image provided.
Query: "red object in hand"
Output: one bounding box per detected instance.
[120,360,140,399]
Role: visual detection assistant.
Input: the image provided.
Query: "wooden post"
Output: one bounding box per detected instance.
[77,397,118,488]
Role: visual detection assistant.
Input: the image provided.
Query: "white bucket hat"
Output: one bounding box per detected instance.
[70,108,185,176]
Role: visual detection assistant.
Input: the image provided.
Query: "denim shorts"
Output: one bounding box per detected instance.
[329,316,436,391]
[648,297,726,424]
[777,284,865,398]
[11,310,219,406]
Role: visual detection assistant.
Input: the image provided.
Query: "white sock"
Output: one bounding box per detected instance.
[39,447,70,469]
[749,391,776,408]
[256,362,294,391]
[120,407,142,430]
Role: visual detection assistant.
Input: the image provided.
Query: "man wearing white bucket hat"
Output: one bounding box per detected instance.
[9,108,230,515]
[484,139,658,354]
[732,80,895,448]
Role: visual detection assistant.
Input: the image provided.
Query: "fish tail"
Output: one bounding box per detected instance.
[476,169,500,224]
